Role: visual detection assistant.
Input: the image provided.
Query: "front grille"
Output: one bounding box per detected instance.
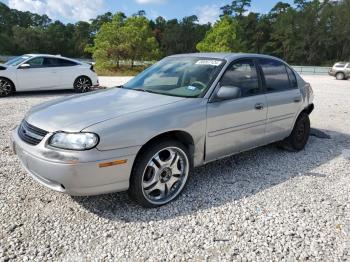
[18,120,48,145]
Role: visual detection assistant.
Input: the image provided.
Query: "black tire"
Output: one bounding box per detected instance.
[336,72,345,80]
[74,76,92,93]
[280,112,310,151]
[128,139,192,208]
[0,78,15,97]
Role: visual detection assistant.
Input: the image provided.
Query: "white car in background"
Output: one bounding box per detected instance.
[0,54,99,97]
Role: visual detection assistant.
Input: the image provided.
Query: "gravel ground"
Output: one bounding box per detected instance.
[0,76,350,261]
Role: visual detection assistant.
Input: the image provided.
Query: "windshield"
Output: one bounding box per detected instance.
[123,57,225,98]
[5,55,32,66]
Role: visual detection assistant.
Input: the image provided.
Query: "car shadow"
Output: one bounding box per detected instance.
[72,128,349,222]
[11,89,76,98]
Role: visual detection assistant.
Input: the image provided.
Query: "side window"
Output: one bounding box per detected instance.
[58,59,78,67]
[43,58,60,67]
[259,59,291,92]
[220,59,260,97]
[347,64,350,69]
[286,66,298,88]
[27,57,44,68]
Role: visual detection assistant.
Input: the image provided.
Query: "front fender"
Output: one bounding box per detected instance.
[83,99,208,166]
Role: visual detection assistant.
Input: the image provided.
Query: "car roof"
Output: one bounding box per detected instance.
[23,54,82,64]
[168,52,286,63]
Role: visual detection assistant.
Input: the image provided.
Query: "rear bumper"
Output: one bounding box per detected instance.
[11,127,138,196]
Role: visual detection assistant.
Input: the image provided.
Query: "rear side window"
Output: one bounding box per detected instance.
[347,64,350,68]
[58,59,78,67]
[335,64,345,68]
[259,59,291,92]
[220,59,260,97]
[43,58,60,67]
[286,66,298,88]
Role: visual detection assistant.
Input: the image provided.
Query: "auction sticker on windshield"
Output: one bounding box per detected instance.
[195,60,222,66]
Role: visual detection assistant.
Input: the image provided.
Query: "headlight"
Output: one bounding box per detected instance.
[49,132,99,150]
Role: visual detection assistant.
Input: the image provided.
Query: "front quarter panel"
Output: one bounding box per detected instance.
[83,99,207,167]
[0,67,17,88]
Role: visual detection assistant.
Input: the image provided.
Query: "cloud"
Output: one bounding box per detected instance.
[135,0,166,4]
[194,4,221,24]
[8,0,105,22]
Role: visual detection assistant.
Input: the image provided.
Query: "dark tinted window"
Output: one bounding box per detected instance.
[286,66,298,88]
[335,64,345,68]
[58,59,78,66]
[259,59,290,92]
[220,59,260,97]
[43,58,60,67]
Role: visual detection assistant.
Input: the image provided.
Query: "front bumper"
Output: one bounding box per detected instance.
[11,127,139,196]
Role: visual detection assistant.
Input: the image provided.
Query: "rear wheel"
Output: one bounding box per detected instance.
[129,140,191,208]
[280,112,310,151]
[74,76,92,93]
[0,78,14,97]
[336,72,345,80]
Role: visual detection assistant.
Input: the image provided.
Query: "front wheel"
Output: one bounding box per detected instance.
[74,76,92,93]
[280,112,310,151]
[0,78,14,97]
[129,140,191,208]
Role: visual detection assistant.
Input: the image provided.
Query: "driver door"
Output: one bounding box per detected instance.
[206,59,268,161]
[16,57,60,91]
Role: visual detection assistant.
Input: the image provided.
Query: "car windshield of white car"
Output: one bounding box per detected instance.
[5,56,32,66]
[123,57,226,98]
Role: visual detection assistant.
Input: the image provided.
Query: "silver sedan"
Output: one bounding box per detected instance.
[11,53,314,207]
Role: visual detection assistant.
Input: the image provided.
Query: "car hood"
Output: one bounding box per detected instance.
[26,88,186,132]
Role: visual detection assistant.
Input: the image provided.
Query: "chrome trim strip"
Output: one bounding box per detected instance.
[208,119,266,137]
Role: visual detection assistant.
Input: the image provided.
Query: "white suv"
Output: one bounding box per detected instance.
[0,54,99,97]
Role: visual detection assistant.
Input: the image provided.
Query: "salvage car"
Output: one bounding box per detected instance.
[11,53,314,207]
[0,54,99,97]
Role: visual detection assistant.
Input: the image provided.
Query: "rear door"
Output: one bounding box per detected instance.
[16,57,61,91]
[206,59,268,161]
[346,63,350,78]
[258,58,302,142]
[55,58,80,88]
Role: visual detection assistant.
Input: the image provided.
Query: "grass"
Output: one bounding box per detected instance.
[96,65,148,76]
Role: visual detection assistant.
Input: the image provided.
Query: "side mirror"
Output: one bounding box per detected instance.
[214,86,241,101]
[18,63,30,69]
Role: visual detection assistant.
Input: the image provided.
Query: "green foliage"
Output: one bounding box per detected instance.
[196,16,241,52]
[0,0,350,67]
[92,13,160,69]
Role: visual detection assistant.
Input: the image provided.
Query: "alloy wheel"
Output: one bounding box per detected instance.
[142,147,189,205]
[0,79,12,97]
[75,77,91,92]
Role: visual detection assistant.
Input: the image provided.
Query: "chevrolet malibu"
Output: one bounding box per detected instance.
[11,53,314,207]
[0,54,99,97]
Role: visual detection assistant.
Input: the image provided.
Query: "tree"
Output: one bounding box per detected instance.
[220,0,252,17]
[91,12,127,68]
[120,16,160,67]
[196,16,241,52]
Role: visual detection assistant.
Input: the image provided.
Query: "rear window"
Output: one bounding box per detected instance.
[335,64,345,68]
[259,59,291,92]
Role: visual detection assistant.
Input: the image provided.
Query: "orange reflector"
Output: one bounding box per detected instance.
[99,159,127,168]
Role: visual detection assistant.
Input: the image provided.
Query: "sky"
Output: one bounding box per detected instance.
[0,0,295,24]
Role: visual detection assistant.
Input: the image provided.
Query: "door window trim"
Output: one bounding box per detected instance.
[209,58,264,103]
[257,58,297,94]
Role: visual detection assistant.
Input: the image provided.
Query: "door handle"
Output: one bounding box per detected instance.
[255,103,264,110]
[293,97,301,103]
